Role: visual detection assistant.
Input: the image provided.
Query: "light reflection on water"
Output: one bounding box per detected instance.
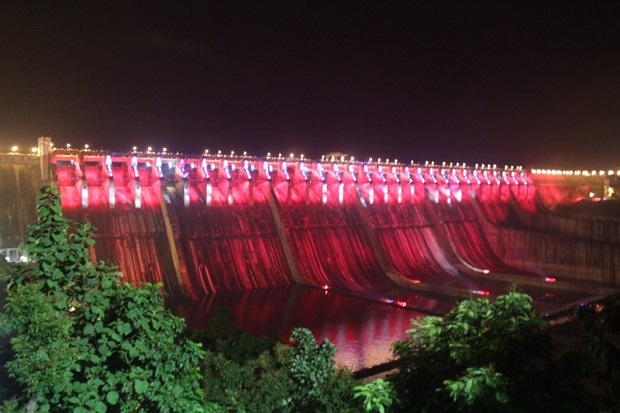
[167,283,590,371]
[168,285,457,371]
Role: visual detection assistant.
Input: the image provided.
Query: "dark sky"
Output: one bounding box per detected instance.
[1,1,619,169]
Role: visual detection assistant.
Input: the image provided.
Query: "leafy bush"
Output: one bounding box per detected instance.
[579,294,620,409]
[197,324,359,412]
[0,187,206,412]
[390,292,592,413]
[354,378,394,413]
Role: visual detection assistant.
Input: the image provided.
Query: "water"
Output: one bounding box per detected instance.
[168,285,458,371]
[168,283,594,371]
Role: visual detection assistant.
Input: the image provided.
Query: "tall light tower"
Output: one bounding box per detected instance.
[38,136,53,181]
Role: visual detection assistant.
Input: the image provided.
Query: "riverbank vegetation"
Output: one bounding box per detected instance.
[1,187,618,412]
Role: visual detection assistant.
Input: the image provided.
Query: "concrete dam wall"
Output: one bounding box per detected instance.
[0,155,41,249]
[1,150,618,300]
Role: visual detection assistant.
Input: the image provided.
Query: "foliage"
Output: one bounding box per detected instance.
[193,309,279,365]
[354,378,394,413]
[442,366,509,410]
[0,187,206,412]
[390,291,592,413]
[286,327,337,409]
[201,347,290,413]
[196,323,359,412]
[579,294,620,409]
[2,285,77,398]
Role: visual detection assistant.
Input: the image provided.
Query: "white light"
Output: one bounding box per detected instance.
[147,146,152,152]
[11,145,18,152]
[84,144,89,149]
[31,147,37,153]
[162,147,167,152]
[133,146,137,151]
[66,143,71,148]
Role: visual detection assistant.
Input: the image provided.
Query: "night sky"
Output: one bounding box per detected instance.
[1,1,619,169]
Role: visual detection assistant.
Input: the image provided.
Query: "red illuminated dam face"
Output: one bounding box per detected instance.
[50,151,616,302]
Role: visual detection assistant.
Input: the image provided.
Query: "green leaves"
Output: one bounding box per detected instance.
[354,379,394,413]
[93,400,108,413]
[105,390,119,405]
[197,324,359,413]
[1,186,206,412]
[390,292,552,412]
[134,379,149,395]
[115,321,131,336]
[443,367,510,408]
[1,285,78,410]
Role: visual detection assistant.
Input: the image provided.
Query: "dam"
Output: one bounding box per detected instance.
[2,138,619,369]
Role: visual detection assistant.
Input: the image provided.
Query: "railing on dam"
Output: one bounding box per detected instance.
[51,149,543,210]
[0,248,23,263]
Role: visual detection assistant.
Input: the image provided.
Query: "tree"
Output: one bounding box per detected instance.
[196,310,290,413]
[389,291,592,413]
[353,378,394,413]
[579,294,620,410]
[0,187,206,412]
[196,313,360,413]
